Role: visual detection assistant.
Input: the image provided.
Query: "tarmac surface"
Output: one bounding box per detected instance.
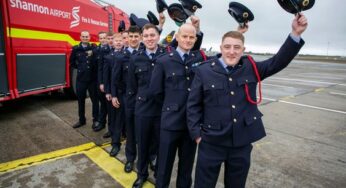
[0,58,345,188]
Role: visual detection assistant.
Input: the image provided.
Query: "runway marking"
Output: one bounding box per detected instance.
[262,83,296,89]
[262,97,346,115]
[0,142,96,172]
[0,142,155,188]
[84,147,154,188]
[314,88,325,92]
[269,77,344,86]
[330,92,346,96]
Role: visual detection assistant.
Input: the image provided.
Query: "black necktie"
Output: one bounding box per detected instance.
[150,53,155,60]
[226,66,234,73]
[183,53,189,64]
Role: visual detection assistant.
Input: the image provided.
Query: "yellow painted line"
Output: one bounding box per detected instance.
[84,147,154,188]
[315,88,324,92]
[281,95,295,100]
[0,142,96,172]
[9,27,80,46]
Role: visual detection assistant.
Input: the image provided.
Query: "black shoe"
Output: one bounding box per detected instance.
[132,177,146,188]
[124,161,134,173]
[91,121,99,130]
[93,123,105,132]
[103,132,111,138]
[149,159,156,171]
[110,146,120,157]
[72,121,85,128]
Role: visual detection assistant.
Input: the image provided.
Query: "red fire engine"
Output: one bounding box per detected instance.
[0,0,129,102]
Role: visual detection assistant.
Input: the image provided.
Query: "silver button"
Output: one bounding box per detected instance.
[139,69,142,72]
[167,107,170,111]
[233,118,237,123]
[187,88,191,91]
[245,79,248,83]
[232,105,235,109]
[229,77,233,82]
[187,77,190,80]
[208,125,211,128]
[185,66,189,70]
[172,73,175,76]
[138,97,141,100]
[254,117,257,120]
[212,62,215,66]
[230,91,234,95]
[152,63,154,66]
[211,85,215,88]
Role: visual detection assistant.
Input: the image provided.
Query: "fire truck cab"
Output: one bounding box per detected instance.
[0,0,129,102]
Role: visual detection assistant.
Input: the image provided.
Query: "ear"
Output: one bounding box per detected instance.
[219,45,222,52]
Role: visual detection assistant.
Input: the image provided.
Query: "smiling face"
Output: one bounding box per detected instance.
[142,26,160,51]
[98,32,107,46]
[176,24,197,52]
[113,33,123,50]
[220,31,245,66]
[80,31,90,44]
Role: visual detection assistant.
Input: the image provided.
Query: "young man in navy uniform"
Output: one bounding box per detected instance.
[92,31,111,133]
[150,21,207,188]
[70,31,99,129]
[187,14,308,188]
[111,25,142,173]
[103,32,124,157]
[127,24,167,188]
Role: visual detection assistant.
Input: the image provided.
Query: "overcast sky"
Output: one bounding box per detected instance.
[108,0,346,56]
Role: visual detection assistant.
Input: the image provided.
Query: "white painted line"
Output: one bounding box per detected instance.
[261,97,346,115]
[262,83,296,89]
[269,77,340,85]
[329,92,346,96]
[262,97,277,102]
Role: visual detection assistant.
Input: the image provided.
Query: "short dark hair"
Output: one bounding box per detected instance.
[222,31,244,44]
[142,24,160,34]
[98,31,107,36]
[106,31,114,37]
[128,26,141,34]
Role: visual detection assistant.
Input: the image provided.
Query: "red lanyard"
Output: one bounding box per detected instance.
[244,55,262,105]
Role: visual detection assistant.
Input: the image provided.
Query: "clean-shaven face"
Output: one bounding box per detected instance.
[220,37,245,66]
[142,28,160,51]
[128,32,141,49]
[80,31,90,44]
[176,24,197,52]
[98,33,107,46]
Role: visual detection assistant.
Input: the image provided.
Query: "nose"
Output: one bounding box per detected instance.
[229,46,235,54]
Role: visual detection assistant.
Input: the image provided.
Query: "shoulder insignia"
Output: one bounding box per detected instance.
[169,53,174,57]
[192,62,202,67]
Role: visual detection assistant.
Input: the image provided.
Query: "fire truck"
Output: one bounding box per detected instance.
[0,0,129,102]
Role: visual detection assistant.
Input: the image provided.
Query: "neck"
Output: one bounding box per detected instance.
[177,46,189,54]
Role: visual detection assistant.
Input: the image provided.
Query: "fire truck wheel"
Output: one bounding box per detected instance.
[64,68,77,99]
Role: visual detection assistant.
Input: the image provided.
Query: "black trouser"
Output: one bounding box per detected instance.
[195,142,252,188]
[156,129,196,188]
[97,87,108,126]
[76,80,99,123]
[111,92,125,147]
[135,115,160,179]
[124,99,136,162]
[106,99,118,146]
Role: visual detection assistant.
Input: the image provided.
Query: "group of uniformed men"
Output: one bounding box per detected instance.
[69,9,308,188]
